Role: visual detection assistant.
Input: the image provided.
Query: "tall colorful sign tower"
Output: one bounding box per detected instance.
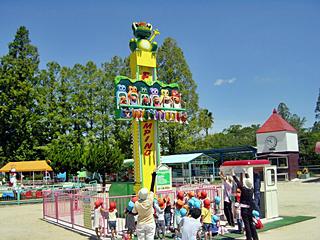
[115,22,187,192]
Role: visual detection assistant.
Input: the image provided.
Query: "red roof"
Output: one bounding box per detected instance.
[256,109,297,134]
[221,159,270,167]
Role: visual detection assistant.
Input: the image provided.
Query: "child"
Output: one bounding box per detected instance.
[201,199,212,240]
[179,208,202,240]
[164,196,172,233]
[108,201,118,239]
[93,198,105,239]
[234,188,243,233]
[124,200,136,239]
[155,198,166,239]
[173,199,184,239]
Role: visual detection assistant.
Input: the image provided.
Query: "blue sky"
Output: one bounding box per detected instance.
[1,0,319,132]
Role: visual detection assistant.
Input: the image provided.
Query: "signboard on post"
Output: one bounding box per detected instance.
[156,164,172,191]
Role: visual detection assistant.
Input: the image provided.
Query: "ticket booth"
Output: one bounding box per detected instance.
[220,159,278,219]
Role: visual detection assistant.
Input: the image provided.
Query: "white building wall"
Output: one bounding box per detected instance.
[285,132,299,152]
[256,131,298,153]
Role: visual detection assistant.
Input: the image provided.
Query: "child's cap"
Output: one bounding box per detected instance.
[180,207,187,217]
[109,201,116,212]
[188,191,195,198]
[158,198,165,209]
[131,196,138,203]
[203,199,211,209]
[94,198,103,209]
[188,198,195,207]
[212,215,220,223]
[214,196,221,205]
[194,200,201,209]
[201,191,207,199]
[252,210,260,218]
[177,191,184,200]
[127,201,134,211]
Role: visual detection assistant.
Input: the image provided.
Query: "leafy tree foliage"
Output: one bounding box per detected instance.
[0,26,39,164]
[157,38,201,154]
[277,102,306,133]
[84,140,124,191]
[198,108,214,136]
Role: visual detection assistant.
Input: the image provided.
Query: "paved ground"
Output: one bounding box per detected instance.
[0,181,319,240]
[258,181,320,240]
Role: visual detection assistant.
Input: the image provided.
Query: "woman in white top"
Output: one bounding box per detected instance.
[220,172,235,226]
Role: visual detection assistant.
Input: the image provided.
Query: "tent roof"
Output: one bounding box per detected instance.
[124,153,215,165]
[0,160,53,172]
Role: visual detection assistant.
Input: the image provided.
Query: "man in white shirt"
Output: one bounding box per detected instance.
[179,208,202,240]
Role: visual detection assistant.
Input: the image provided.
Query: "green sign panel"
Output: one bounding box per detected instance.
[156,164,172,191]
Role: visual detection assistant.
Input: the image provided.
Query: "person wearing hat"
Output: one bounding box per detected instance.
[93,198,105,239]
[201,199,212,240]
[232,169,259,240]
[108,201,118,239]
[124,200,136,240]
[132,171,157,240]
[154,198,166,239]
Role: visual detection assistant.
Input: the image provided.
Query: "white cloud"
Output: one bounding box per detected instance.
[213,77,236,86]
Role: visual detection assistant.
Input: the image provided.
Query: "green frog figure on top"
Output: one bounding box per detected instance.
[129,22,160,52]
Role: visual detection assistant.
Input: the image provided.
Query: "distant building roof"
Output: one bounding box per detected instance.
[0,160,53,172]
[256,109,297,134]
[123,153,215,165]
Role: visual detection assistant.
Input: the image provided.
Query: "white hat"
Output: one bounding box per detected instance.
[243,178,253,189]
[138,188,148,201]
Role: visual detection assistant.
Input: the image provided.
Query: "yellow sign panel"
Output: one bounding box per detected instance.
[140,120,157,190]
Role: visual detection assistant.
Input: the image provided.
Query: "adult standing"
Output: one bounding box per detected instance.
[253,170,261,211]
[232,169,259,240]
[220,172,235,226]
[132,172,157,240]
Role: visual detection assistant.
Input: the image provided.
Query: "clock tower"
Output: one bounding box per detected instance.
[256,109,299,180]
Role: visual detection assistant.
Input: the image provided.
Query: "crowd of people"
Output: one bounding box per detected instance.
[93,170,261,240]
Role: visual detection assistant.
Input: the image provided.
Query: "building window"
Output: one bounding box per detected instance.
[269,157,288,169]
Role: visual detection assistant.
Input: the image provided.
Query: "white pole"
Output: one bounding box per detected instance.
[33,171,34,187]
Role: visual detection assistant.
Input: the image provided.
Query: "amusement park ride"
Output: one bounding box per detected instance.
[114,22,188,192]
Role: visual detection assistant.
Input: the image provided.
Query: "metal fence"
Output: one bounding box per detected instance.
[43,185,222,238]
[0,181,97,205]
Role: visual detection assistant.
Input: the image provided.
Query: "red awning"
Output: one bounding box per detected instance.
[221,159,270,167]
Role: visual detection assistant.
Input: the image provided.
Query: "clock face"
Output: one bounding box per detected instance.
[265,136,277,148]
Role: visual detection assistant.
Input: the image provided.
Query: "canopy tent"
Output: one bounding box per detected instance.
[0,160,53,172]
[0,160,53,186]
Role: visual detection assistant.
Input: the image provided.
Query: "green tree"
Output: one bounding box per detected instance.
[0,26,40,163]
[313,88,320,131]
[46,135,84,179]
[198,108,214,136]
[157,38,200,154]
[84,140,124,191]
[277,103,290,121]
[277,102,306,133]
